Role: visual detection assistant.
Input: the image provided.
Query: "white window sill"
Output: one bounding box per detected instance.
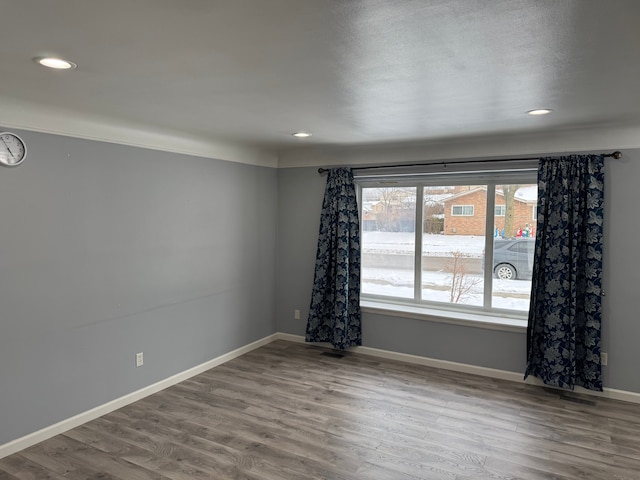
[360,300,527,332]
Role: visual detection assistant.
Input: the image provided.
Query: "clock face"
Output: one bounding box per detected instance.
[0,132,27,167]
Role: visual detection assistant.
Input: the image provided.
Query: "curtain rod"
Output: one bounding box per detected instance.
[317,151,622,174]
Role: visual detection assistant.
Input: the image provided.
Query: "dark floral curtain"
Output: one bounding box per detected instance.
[525,155,605,391]
[306,168,362,350]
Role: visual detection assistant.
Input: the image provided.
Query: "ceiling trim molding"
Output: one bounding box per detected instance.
[3,95,639,171]
[0,97,278,168]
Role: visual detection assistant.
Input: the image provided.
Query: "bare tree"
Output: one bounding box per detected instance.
[501,184,520,237]
[375,187,400,212]
[445,251,482,303]
[423,195,444,234]
[375,187,416,232]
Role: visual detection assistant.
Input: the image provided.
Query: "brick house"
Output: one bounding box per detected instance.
[442,186,537,236]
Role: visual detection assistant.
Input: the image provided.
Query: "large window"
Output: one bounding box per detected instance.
[359,171,537,323]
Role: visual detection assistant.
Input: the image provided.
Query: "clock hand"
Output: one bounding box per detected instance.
[0,138,15,159]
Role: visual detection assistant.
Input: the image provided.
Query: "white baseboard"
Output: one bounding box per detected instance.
[276,333,640,404]
[0,333,278,460]
[3,331,639,460]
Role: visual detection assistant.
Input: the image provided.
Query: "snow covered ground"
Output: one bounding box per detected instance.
[363,231,485,257]
[361,232,532,311]
[362,267,531,311]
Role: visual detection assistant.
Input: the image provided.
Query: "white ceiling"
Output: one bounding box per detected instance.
[2,0,640,158]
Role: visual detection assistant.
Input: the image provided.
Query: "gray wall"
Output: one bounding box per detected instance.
[276,148,640,394]
[0,129,278,445]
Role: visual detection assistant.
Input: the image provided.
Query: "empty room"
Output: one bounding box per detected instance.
[1,1,640,479]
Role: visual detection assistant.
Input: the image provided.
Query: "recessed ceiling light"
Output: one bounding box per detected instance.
[34,57,77,70]
[527,109,552,116]
[293,132,312,138]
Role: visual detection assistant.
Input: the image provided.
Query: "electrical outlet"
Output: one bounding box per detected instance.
[294,309,301,320]
[601,352,608,366]
[136,352,144,367]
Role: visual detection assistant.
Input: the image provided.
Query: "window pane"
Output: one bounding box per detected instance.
[361,187,417,298]
[491,184,537,311]
[424,186,484,306]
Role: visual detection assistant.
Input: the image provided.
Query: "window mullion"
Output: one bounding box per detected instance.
[414,185,424,301]
[484,184,496,309]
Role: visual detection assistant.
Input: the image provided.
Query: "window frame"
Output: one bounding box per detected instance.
[356,167,538,330]
[451,205,474,216]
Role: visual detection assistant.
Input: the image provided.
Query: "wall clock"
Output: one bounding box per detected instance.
[0,132,27,167]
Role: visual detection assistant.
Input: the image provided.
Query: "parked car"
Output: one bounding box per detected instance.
[492,238,536,280]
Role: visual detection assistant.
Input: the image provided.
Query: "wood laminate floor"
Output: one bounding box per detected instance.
[1,340,639,479]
